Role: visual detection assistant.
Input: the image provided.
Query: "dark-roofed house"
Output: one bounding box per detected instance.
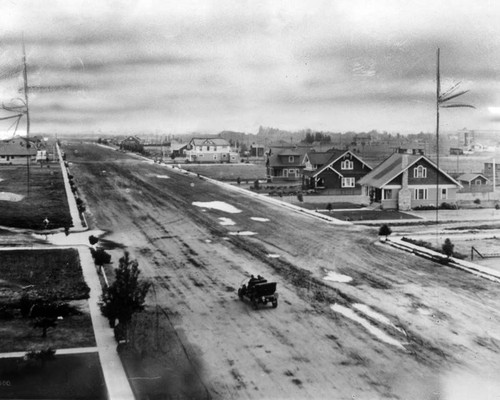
[457,173,490,188]
[185,138,240,163]
[358,150,462,210]
[120,136,144,153]
[266,146,309,181]
[0,139,37,165]
[302,150,373,195]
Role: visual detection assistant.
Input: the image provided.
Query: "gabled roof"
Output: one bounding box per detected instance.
[189,138,229,146]
[312,150,372,178]
[304,151,337,167]
[358,152,461,188]
[267,147,309,167]
[457,173,489,182]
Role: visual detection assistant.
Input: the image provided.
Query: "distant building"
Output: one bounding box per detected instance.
[457,173,490,187]
[358,149,462,210]
[484,161,500,178]
[185,138,240,163]
[120,136,144,153]
[170,142,189,159]
[249,143,265,158]
[0,138,37,165]
[266,146,309,181]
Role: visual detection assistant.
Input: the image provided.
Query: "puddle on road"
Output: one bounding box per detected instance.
[219,217,236,226]
[192,201,242,214]
[330,304,406,350]
[33,229,106,246]
[353,304,406,335]
[156,175,170,179]
[323,271,353,283]
[0,192,24,202]
[251,217,270,222]
[229,231,257,236]
[267,254,280,258]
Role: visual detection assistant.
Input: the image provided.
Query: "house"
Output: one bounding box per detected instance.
[302,150,373,195]
[184,138,240,163]
[170,142,189,159]
[358,149,462,210]
[249,143,265,158]
[0,139,37,165]
[266,146,309,181]
[120,136,144,153]
[457,173,490,188]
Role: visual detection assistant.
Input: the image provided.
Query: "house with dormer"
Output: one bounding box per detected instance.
[302,149,373,195]
[185,138,240,163]
[266,146,310,181]
[358,149,462,210]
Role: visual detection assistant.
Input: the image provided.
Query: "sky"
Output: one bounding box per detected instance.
[1,0,500,137]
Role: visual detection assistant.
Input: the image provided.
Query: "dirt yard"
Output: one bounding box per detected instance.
[62,142,500,400]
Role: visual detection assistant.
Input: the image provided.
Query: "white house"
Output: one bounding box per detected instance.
[185,138,240,163]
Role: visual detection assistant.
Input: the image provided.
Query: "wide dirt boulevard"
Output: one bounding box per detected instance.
[67,142,500,400]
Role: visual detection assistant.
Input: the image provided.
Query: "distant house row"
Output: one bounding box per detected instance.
[0,136,53,165]
[266,146,465,210]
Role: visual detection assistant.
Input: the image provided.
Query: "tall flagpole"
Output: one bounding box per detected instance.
[22,34,31,197]
[436,48,440,228]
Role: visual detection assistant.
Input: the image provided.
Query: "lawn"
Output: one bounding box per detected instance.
[0,249,89,300]
[0,249,95,352]
[181,162,267,181]
[0,164,72,230]
[0,352,106,399]
[325,209,421,221]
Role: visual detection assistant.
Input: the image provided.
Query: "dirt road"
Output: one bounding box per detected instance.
[65,142,500,400]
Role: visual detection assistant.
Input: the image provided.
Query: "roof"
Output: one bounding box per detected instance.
[305,151,337,166]
[189,138,230,146]
[312,150,372,178]
[0,141,37,156]
[170,142,188,151]
[358,152,461,188]
[457,173,489,182]
[267,147,309,167]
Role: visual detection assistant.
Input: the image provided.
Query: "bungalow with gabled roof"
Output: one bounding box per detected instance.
[0,140,37,165]
[266,146,309,181]
[358,149,462,210]
[302,149,373,195]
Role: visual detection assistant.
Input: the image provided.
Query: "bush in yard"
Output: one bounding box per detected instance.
[378,224,392,240]
[442,238,454,259]
[326,203,333,213]
[89,235,99,246]
[91,248,111,266]
[99,252,150,341]
[297,192,303,202]
[474,198,481,205]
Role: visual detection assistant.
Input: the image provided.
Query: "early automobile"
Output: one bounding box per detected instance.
[238,275,278,309]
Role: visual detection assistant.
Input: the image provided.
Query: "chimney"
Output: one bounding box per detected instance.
[401,154,409,188]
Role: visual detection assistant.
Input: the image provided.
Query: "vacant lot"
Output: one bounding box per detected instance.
[0,164,72,230]
[0,249,94,352]
[0,352,106,399]
[0,249,89,300]
[181,162,267,181]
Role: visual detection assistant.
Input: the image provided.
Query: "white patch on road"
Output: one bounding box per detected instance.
[219,217,236,226]
[0,192,24,202]
[192,201,242,214]
[331,304,406,350]
[353,304,406,335]
[267,254,280,258]
[156,175,170,179]
[229,231,257,236]
[205,239,212,243]
[251,217,270,222]
[324,271,353,283]
[418,307,432,316]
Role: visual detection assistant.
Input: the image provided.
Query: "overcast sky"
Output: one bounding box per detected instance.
[1,0,500,136]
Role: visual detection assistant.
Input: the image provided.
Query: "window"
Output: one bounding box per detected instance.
[415,188,428,200]
[214,146,217,151]
[283,169,288,177]
[413,165,427,178]
[441,188,448,199]
[341,160,353,170]
[475,179,482,185]
[206,146,210,151]
[383,189,392,200]
[288,156,294,163]
[341,177,355,187]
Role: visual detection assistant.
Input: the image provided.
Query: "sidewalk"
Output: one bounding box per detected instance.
[77,246,135,400]
[0,346,98,359]
[55,143,85,231]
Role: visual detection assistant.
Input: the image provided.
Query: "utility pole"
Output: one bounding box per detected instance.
[22,34,31,197]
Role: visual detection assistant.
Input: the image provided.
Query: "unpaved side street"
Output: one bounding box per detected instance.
[65,142,500,400]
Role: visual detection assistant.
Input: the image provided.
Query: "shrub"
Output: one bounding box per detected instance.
[474,198,481,205]
[92,248,112,266]
[378,224,392,239]
[442,238,454,258]
[89,235,99,246]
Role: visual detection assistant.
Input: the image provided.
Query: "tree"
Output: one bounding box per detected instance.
[442,238,454,258]
[378,224,392,240]
[99,252,150,341]
[33,317,57,338]
[326,203,333,213]
[89,235,99,246]
[92,248,111,267]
